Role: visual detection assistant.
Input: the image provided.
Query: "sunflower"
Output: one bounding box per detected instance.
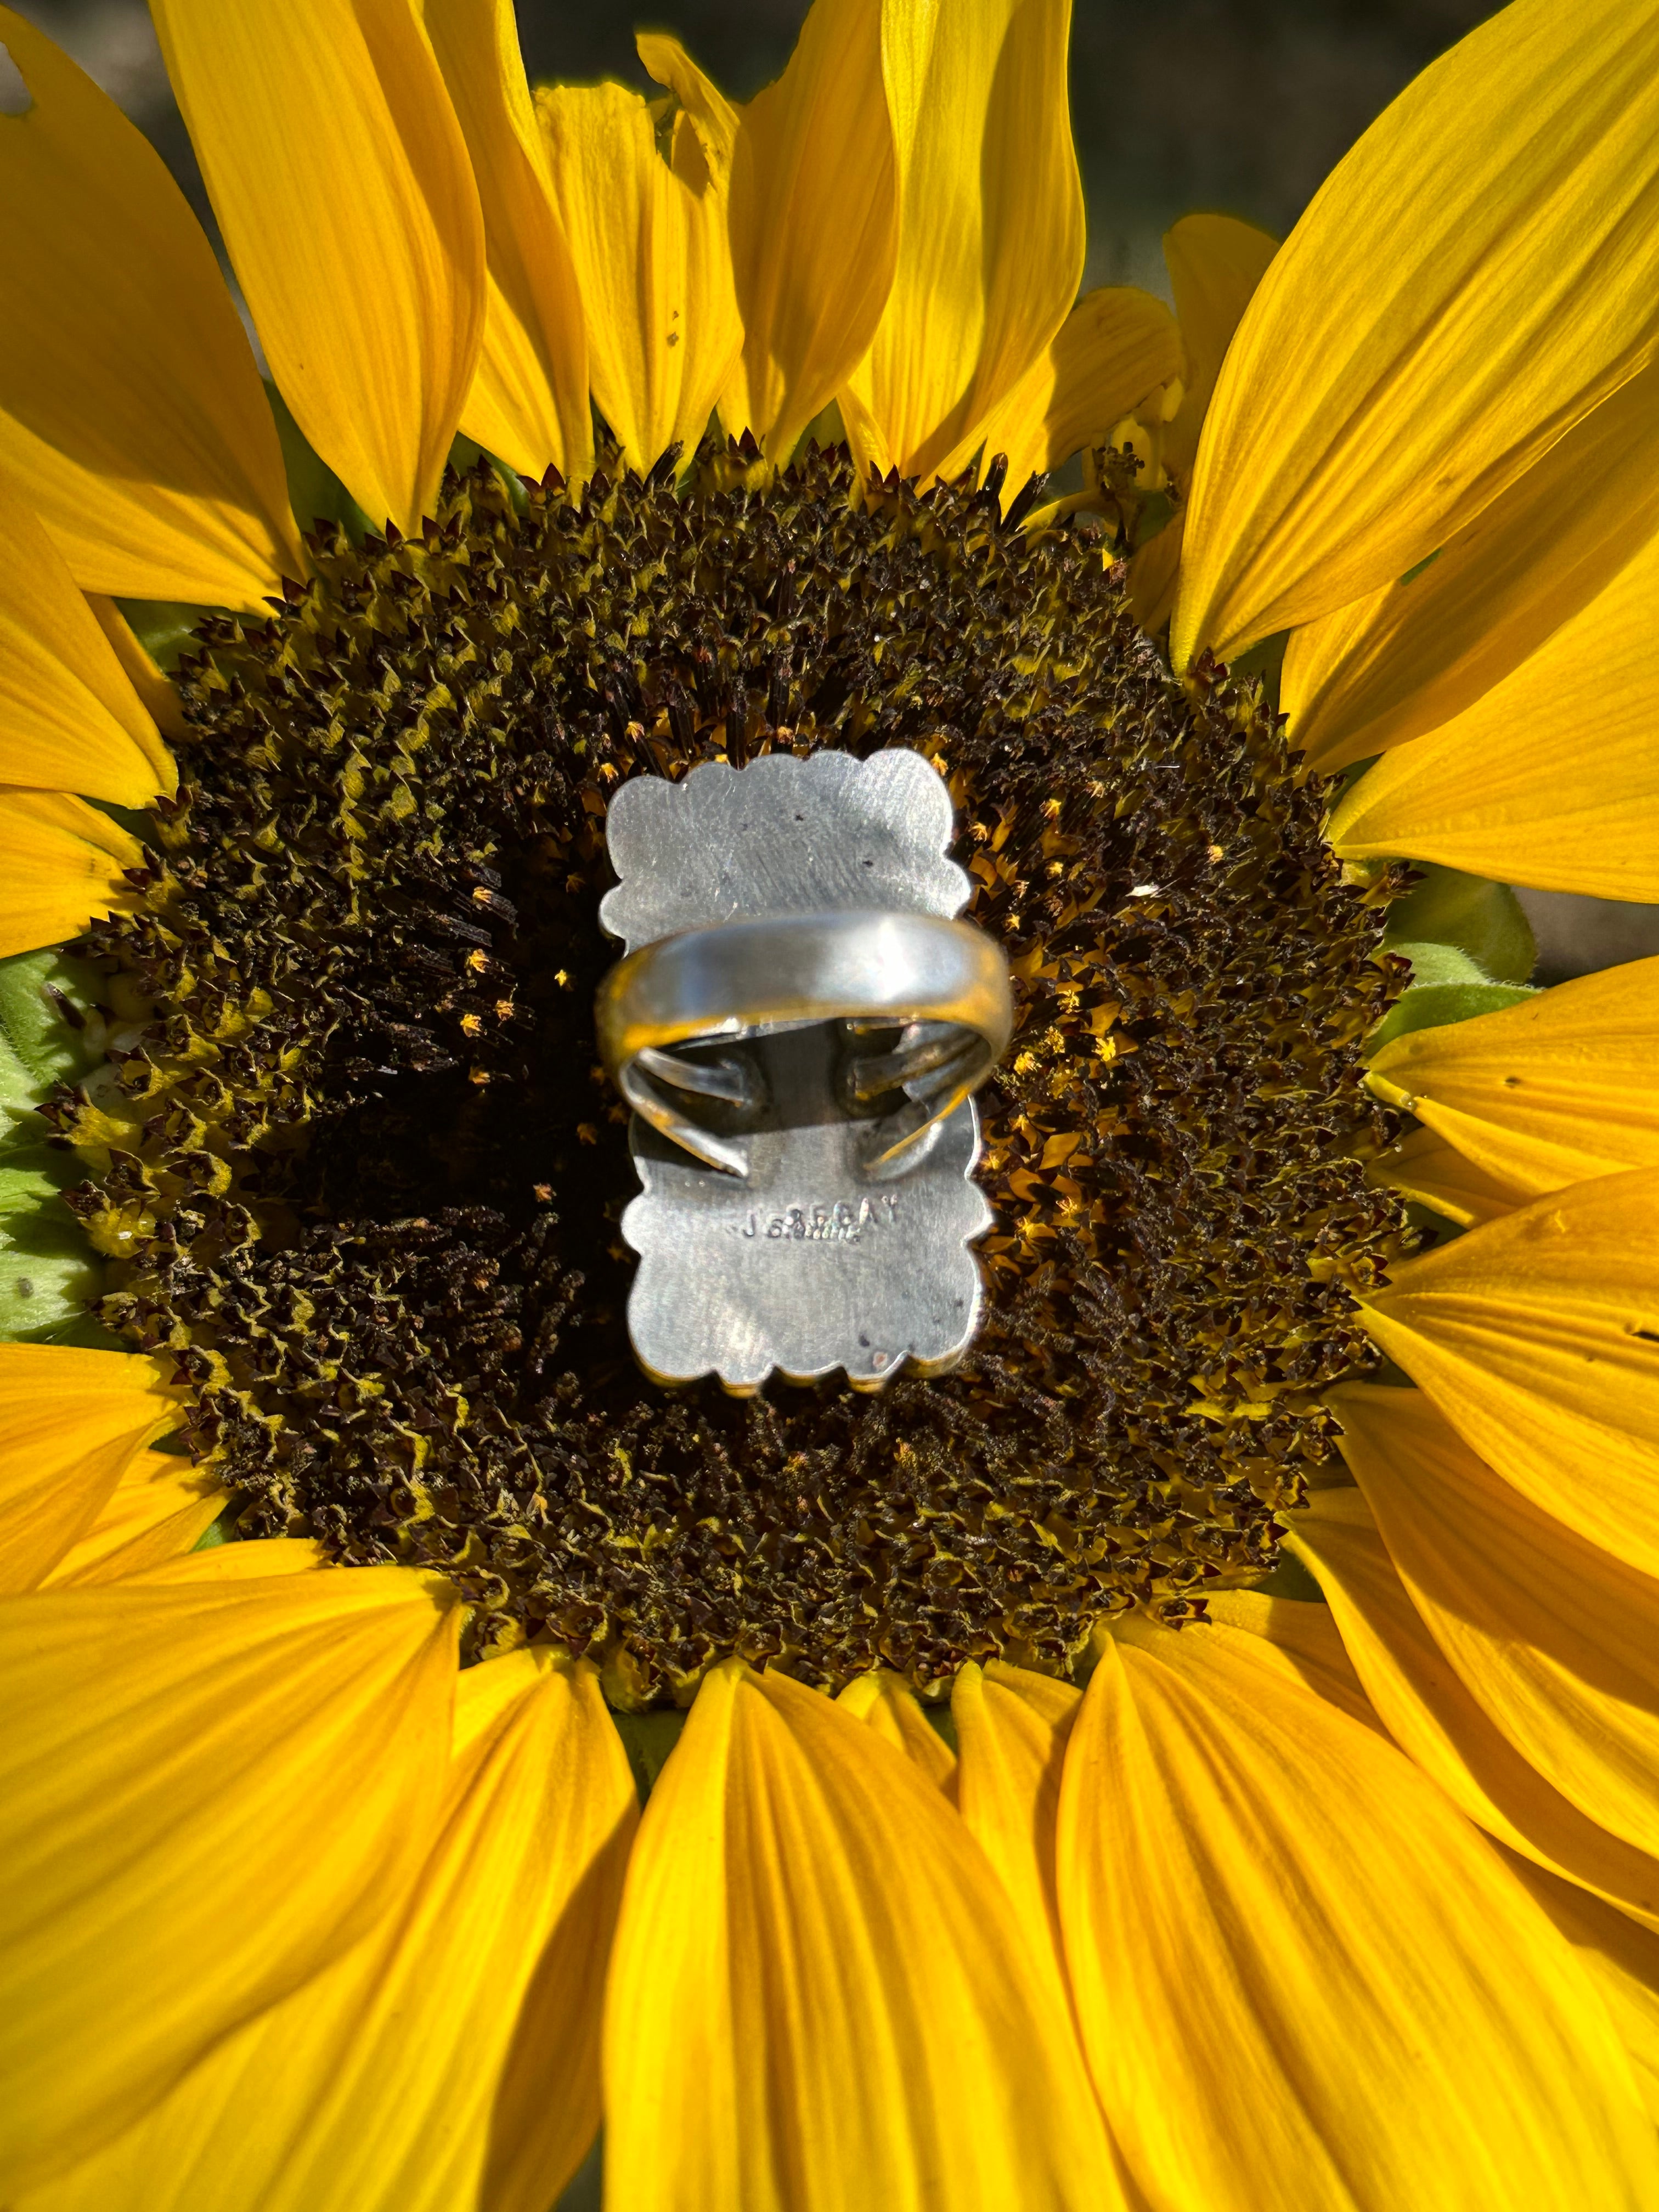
[3,0,1659,2204]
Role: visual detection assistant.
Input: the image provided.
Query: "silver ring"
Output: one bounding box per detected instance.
[595,909,1014,1180]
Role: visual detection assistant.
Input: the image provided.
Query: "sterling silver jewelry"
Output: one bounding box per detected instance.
[596,748,1012,1395]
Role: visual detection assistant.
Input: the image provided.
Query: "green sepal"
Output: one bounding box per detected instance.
[552,2135,603,2212]
[267,379,374,541]
[1251,1545,1324,1602]
[1367,977,1535,1054]
[0,948,102,1153]
[114,599,210,673]
[0,1153,99,1341]
[610,1706,689,1803]
[1398,546,1444,586]
[1383,863,1537,983]
[191,1500,240,1551]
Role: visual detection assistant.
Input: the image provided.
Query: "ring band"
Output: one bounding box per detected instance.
[596,909,1014,1178]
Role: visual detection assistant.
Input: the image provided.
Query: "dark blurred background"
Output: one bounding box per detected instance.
[7,0,1656,979]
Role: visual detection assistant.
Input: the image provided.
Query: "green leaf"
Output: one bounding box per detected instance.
[0,949,101,1152]
[1367,978,1535,1054]
[1384,863,1537,983]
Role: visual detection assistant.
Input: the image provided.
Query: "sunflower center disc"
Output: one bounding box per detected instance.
[61,448,1413,1701]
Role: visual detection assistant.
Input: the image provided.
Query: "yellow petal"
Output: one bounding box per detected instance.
[86,599,186,745]
[0,1346,179,1593]
[0,787,144,959]
[835,1667,957,1798]
[1326,1381,1659,1863]
[950,1660,1080,2001]
[1160,213,1277,476]
[1291,1464,1659,1931]
[1368,1120,1525,1227]
[1172,0,1659,667]
[0,1556,458,2197]
[648,4,897,463]
[1126,509,1183,635]
[420,0,590,484]
[0,9,301,611]
[38,1448,226,1589]
[843,0,1082,485]
[0,473,173,808]
[1361,1166,1659,1576]
[151,0,486,537]
[538,81,741,474]
[635,31,738,176]
[26,1648,633,2212]
[1196,1587,1379,1729]
[1285,359,1659,775]
[974,286,1184,504]
[1062,1616,1659,2210]
[603,1659,1117,2211]
[1504,1855,1659,2126]
[137,1534,331,1585]
[1329,522,1659,898]
[1369,957,1659,1202]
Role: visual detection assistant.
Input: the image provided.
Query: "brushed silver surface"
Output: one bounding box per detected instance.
[597,748,1007,1393]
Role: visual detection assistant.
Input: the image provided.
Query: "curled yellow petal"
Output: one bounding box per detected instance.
[1160,213,1276,477]
[1328,522,1659,899]
[1173,0,1659,666]
[538,81,741,475]
[1062,1617,1659,2210]
[604,1659,1116,2211]
[1368,957,1659,1201]
[836,1667,957,1797]
[421,0,590,484]
[1361,1166,1659,1577]
[0,788,143,963]
[0,1345,179,1594]
[27,1647,634,2212]
[974,286,1183,505]
[1369,1120,1523,1227]
[151,0,486,538]
[0,473,173,808]
[1285,360,1659,775]
[1292,1435,1659,1932]
[0,8,301,610]
[647,2,898,462]
[0,1556,458,2197]
[86,599,186,745]
[844,0,1082,485]
[38,1447,227,1590]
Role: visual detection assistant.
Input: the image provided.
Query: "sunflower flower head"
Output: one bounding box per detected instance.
[5,0,1659,2207]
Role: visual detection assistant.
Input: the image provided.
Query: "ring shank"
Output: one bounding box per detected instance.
[596,910,1014,1176]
